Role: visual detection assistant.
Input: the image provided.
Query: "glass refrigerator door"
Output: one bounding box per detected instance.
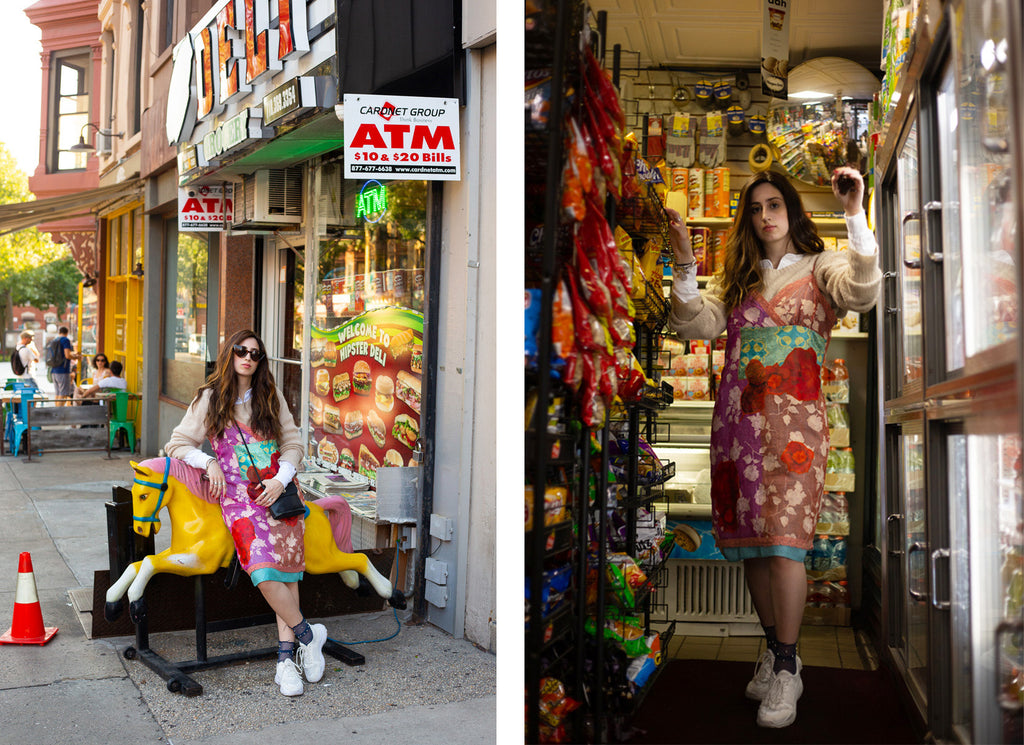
[897,122,924,390]
[965,431,1022,745]
[902,427,929,706]
[955,1,1020,366]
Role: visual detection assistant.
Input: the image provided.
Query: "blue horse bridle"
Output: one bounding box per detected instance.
[133,456,171,523]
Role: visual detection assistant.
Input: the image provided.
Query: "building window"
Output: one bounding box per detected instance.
[162,226,219,404]
[160,0,174,54]
[50,49,90,172]
[132,0,145,135]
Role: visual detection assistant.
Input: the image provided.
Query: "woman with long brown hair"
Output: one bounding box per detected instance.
[165,329,325,697]
[666,167,880,728]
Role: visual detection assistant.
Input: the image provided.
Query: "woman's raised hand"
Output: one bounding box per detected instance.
[831,167,865,217]
[665,208,694,264]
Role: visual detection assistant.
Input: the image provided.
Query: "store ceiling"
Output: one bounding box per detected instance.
[587,0,885,72]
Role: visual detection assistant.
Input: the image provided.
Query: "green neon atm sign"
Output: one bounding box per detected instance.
[355,180,387,223]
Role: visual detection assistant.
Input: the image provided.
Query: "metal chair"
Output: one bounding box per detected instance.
[108,390,136,452]
[10,389,35,457]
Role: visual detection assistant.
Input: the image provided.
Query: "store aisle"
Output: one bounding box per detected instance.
[669,624,872,671]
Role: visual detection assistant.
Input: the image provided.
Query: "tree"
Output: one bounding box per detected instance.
[0,143,72,349]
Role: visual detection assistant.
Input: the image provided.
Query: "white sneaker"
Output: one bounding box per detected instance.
[744,648,775,701]
[275,658,304,696]
[298,623,328,683]
[756,659,803,728]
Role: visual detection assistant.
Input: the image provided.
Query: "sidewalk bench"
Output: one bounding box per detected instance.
[23,399,111,459]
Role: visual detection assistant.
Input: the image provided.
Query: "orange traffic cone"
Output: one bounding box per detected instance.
[0,552,58,645]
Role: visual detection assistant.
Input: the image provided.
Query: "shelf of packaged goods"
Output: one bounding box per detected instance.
[526,603,574,651]
[625,622,677,713]
[637,381,674,410]
[524,432,576,467]
[684,217,733,228]
[525,518,576,562]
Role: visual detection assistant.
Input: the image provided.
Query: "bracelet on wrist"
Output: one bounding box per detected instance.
[673,261,696,272]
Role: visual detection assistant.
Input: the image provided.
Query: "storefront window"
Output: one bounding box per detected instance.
[162,228,219,403]
[308,179,427,481]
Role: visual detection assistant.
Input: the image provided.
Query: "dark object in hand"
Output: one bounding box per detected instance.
[836,174,856,195]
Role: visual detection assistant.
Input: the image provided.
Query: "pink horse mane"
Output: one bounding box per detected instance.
[135,457,353,552]
[137,456,217,504]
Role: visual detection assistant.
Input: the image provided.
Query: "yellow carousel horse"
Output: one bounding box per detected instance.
[104,456,405,623]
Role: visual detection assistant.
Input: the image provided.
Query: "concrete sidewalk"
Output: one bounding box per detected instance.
[0,451,495,745]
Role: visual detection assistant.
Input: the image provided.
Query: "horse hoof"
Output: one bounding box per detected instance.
[356,576,373,597]
[104,599,124,622]
[388,589,407,610]
[129,598,148,625]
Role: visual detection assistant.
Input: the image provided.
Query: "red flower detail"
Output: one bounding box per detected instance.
[745,358,767,386]
[711,461,740,520]
[784,347,821,400]
[231,518,256,565]
[740,384,765,413]
[764,364,791,393]
[780,440,815,474]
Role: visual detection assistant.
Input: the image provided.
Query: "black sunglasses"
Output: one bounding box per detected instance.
[232,344,264,361]
[95,358,107,363]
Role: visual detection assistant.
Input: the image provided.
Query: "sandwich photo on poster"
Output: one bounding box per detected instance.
[309,308,423,485]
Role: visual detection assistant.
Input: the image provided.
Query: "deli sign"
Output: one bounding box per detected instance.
[166,0,313,147]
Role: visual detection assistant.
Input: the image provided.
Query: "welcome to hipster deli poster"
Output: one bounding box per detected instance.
[309,308,423,485]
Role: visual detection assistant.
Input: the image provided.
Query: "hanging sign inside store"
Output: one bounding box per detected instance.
[309,308,424,485]
[761,0,791,99]
[342,94,460,181]
[178,184,233,231]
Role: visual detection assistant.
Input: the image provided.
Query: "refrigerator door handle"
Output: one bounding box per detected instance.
[901,211,922,269]
[922,201,943,262]
[886,513,904,556]
[995,620,1024,712]
[907,541,928,601]
[929,547,951,610]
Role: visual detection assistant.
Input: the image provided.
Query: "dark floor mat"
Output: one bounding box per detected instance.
[627,658,922,744]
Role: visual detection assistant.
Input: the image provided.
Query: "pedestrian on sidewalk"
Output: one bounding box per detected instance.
[50,327,81,405]
[164,329,326,697]
[13,330,40,389]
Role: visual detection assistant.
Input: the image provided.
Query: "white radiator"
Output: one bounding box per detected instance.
[660,559,759,625]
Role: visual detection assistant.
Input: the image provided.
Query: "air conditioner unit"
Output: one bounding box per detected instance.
[317,161,358,230]
[232,167,304,228]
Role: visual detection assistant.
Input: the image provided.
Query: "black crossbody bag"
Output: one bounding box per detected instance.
[237,426,305,520]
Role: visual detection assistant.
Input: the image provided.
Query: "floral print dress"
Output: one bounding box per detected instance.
[211,422,306,584]
[710,264,836,562]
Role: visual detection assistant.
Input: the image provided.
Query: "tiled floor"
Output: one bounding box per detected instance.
[668,624,875,671]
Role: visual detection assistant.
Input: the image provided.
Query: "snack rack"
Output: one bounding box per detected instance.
[525,3,679,741]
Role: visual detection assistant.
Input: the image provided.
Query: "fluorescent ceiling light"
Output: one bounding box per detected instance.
[789,90,833,99]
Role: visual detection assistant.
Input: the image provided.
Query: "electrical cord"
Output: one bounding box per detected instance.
[327,606,402,645]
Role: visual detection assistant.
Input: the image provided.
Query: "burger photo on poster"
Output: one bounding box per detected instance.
[384,448,404,467]
[333,371,351,400]
[339,447,356,471]
[344,409,363,439]
[324,404,341,434]
[375,374,394,411]
[353,360,371,395]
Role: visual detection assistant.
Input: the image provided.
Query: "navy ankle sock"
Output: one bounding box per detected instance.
[277,640,296,663]
[763,625,779,656]
[291,619,313,645]
[773,641,798,674]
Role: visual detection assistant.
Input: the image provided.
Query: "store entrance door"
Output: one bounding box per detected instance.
[260,240,305,429]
